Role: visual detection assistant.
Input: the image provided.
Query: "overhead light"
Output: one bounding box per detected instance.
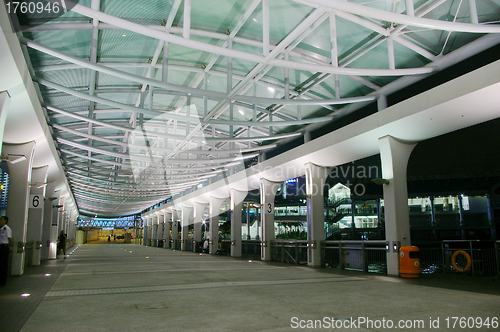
[0,154,27,164]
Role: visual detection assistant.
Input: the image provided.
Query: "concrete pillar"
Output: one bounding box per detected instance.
[230,189,247,257]
[163,211,172,248]
[144,217,152,246]
[458,195,466,240]
[142,218,147,245]
[151,215,158,247]
[171,209,180,249]
[0,91,11,150]
[26,165,48,266]
[181,205,192,251]
[379,135,416,276]
[3,141,35,275]
[58,208,64,236]
[259,179,281,261]
[157,213,164,247]
[209,196,224,254]
[246,203,251,240]
[250,205,260,239]
[48,192,61,259]
[41,183,58,260]
[487,194,496,240]
[193,201,207,252]
[305,163,332,267]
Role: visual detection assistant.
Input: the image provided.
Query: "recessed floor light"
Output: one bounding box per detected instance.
[21,293,31,297]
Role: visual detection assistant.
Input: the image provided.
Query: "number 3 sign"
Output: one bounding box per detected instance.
[266,202,273,214]
[29,195,42,209]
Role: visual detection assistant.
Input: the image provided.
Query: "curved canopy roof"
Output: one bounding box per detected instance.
[12,0,500,216]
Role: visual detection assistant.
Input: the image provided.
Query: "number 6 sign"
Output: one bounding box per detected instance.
[29,194,42,209]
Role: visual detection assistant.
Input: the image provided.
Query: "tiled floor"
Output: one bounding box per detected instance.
[1,241,499,332]
[0,252,72,332]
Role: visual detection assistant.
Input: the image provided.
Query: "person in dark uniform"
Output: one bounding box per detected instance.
[58,230,67,259]
[0,216,13,286]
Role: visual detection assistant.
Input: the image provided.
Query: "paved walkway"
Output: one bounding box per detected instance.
[1,242,499,331]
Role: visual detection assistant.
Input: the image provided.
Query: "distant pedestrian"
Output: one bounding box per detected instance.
[0,216,13,286]
[58,230,67,259]
[203,238,209,253]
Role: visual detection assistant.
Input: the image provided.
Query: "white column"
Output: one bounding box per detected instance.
[4,141,36,275]
[260,179,281,261]
[141,218,147,245]
[151,215,158,247]
[41,182,58,260]
[0,91,11,150]
[171,209,180,249]
[49,192,61,259]
[230,189,247,257]
[157,213,164,247]
[26,165,48,265]
[379,135,417,276]
[193,201,207,252]
[163,211,172,248]
[181,205,192,251]
[305,163,332,267]
[209,196,224,254]
[251,205,259,239]
[246,203,251,240]
[145,217,152,246]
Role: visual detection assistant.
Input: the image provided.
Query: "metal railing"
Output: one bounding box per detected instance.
[417,244,442,274]
[441,240,497,276]
[242,240,261,258]
[171,239,181,250]
[164,236,499,277]
[184,240,194,252]
[271,240,308,264]
[322,240,387,273]
[495,241,500,281]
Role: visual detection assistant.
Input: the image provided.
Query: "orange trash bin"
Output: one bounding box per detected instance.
[400,246,421,278]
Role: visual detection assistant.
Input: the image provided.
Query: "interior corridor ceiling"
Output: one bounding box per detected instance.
[8,0,500,216]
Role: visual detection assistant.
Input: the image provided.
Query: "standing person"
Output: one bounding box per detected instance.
[0,216,13,286]
[202,238,209,253]
[58,230,67,259]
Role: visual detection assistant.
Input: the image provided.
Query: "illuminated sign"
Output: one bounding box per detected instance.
[77,216,137,229]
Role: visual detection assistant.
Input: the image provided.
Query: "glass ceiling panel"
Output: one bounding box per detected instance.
[13,0,500,216]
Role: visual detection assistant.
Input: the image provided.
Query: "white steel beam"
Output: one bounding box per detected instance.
[296,0,500,33]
